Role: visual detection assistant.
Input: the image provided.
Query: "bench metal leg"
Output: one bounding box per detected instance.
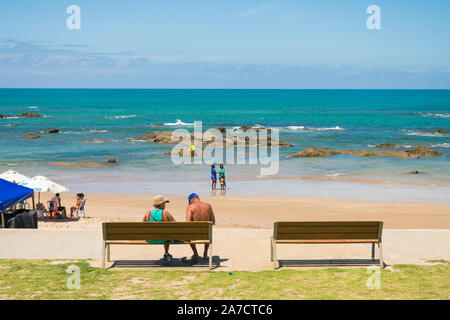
[272,237,277,269]
[107,243,111,262]
[209,243,213,270]
[102,241,106,269]
[378,242,383,268]
[270,237,273,261]
[371,243,375,260]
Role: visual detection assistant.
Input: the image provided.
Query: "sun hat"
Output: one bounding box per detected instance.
[153,195,170,207]
[188,193,199,203]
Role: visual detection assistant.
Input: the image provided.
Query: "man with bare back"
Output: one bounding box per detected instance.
[186,193,215,263]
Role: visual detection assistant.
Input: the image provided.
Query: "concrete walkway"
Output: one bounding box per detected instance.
[0,228,449,270]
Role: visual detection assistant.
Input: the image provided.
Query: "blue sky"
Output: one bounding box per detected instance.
[0,0,449,88]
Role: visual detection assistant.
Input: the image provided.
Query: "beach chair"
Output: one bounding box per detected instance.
[74,199,86,218]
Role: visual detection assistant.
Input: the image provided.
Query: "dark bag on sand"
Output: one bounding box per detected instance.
[7,211,38,229]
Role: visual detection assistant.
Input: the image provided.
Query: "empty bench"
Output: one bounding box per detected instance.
[102,221,213,269]
[271,221,383,269]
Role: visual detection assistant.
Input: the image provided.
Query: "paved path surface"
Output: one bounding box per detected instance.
[0,228,449,270]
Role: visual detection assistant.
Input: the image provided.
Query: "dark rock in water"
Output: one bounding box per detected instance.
[0,114,10,118]
[47,128,60,133]
[24,133,41,139]
[287,145,442,159]
[83,139,110,143]
[435,129,449,134]
[138,130,292,148]
[150,123,165,127]
[287,148,339,158]
[106,157,117,163]
[4,124,17,127]
[17,112,44,118]
[375,143,409,149]
[409,170,420,174]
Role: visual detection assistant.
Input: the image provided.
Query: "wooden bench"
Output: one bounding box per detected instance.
[102,221,213,269]
[271,221,383,269]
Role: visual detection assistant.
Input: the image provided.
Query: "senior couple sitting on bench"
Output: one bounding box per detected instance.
[142,193,215,264]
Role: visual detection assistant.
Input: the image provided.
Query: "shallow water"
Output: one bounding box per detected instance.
[1,89,449,193]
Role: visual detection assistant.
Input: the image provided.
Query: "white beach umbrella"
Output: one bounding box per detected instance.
[20,175,69,203]
[0,169,31,184]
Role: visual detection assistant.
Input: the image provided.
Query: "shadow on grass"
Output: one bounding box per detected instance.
[109,255,227,270]
[278,258,384,269]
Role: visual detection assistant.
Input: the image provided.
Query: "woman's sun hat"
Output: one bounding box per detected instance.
[153,195,170,207]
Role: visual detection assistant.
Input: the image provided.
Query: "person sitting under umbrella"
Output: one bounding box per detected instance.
[70,193,84,218]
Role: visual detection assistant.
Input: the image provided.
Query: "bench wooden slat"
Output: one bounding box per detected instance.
[105,233,210,241]
[276,239,379,244]
[277,226,379,233]
[276,221,380,227]
[106,227,209,234]
[276,233,379,240]
[105,222,210,228]
[106,240,210,245]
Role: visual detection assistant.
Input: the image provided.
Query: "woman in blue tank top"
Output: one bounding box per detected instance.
[142,195,176,261]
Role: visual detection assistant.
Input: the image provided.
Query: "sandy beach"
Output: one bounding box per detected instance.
[36,192,450,230]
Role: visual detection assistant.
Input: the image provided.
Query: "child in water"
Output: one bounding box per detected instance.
[211,164,217,190]
[218,164,226,190]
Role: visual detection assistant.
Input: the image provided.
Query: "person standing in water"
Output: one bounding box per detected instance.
[218,163,226,190]
[211,164,217,190]
[142,195,176,262]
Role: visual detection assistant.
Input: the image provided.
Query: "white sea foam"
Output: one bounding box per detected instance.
[27,106,38,109]
[420,113,450,118]
[105,115,138,119]
[163,119,194,126]
[431,143,450,148]
[406,131,443,137]
[63,129,109,134]
[283,125,345,132]
[324,173,344,177]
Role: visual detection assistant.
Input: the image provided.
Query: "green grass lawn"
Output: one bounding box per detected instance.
[0,259,448,300]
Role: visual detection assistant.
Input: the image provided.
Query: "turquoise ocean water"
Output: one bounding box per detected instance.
[0,89,449,200]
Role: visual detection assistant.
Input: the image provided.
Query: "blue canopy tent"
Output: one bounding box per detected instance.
[0,178,34,228]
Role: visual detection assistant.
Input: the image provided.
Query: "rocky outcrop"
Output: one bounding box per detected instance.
[287,148,339,158]
[38,128,60,134]
[1,112,44,118]
[24,133,41,139]
[435,129,448,134]
[106,157,117,163]
[287,146,442,159]
[138,130,292,148]
[375,143,409,149]
[83,139,111,143]
[18,112,44,118]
